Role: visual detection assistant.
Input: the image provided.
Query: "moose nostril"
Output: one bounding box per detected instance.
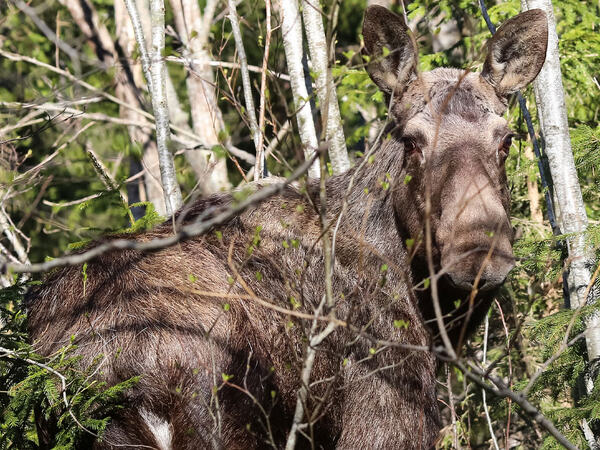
[446,274,504,293]
[446,273,475,292]
[478,278,491,291]
[476,277,505,292]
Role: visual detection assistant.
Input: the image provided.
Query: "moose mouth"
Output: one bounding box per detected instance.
[445,273,506,293]
[441,247,515,294]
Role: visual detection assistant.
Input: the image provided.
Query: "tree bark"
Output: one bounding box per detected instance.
[525,145,543,225]
[521,2,600,446]
[302,0,350,175]
[227,0,263,177]
[115,0,166,215]
[147,0,183,215]
[279,0,320,178]
[521,0,599,358]
[169,0,230,194]
[60,0,169,215]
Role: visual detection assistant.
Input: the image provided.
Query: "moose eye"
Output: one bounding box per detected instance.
[403,137,420,156]
[499,134,514,158]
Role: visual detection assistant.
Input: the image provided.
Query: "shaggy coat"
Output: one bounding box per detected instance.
[26,7,548,450]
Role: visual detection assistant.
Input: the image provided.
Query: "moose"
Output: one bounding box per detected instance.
[27,6,548,449]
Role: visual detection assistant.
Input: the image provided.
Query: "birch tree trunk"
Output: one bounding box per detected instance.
[521,0,599,360]
[302,0,349,175]
[169,0,231,194]
[521,4,600,445]
[61,0,168,215]
[148,0,182,215]
[279,0,320,178]
[115,0,166,215]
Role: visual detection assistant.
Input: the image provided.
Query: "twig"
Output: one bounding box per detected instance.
[6,152,319,274]
[11,0,81,73]
[256,0,272,180]
[122,0,153,92]
[165,57,292,82]
[0,51,256,166]
[285,294,337,450]
[227,0,262,177]
[443,353,578,450]
[482,313,500,450]
[2,100,255,164]
[246,120,291,179]
[13,121,96,184]
[85,142,134,225]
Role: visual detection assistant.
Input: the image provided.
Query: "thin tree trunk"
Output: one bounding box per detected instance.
[256,0,272,180]
[302,0,349,174]
[147,0,183,215]
[115,0,166,215]
[279,0,320,178]
[121,0,216,210]
[61,0,169,215]
[522,0,598,356]
[227,0,265,180]
[522,1,599,446]
[169,0,231,195]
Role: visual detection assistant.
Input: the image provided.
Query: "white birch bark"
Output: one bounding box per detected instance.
[279,0,320,178]
[169,0,231,194]
[521,0,599,360]
[521,5,599,446]
[120,0,217,210]
[148,0,182,215]
[115,0,166,215]
[302,0,349,174]
[227,0,262,160]
[61,0,167,214]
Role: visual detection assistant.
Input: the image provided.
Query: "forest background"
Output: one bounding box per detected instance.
[1,0,600,448]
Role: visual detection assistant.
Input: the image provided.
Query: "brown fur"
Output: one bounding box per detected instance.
[26,7,548,450]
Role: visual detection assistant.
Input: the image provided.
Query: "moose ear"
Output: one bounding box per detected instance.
[480,9,548,97]
[362,6,418,95]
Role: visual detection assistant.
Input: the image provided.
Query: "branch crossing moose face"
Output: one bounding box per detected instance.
[26,6,548,450]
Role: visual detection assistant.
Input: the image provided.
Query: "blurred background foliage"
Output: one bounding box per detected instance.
[1,0,600,448]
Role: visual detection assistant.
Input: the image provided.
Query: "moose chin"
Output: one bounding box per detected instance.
[27,6,547,449]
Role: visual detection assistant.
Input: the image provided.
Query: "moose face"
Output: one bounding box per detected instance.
[363,7,548,294]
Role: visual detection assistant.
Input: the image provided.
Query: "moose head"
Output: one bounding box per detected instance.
[363,7,548,300]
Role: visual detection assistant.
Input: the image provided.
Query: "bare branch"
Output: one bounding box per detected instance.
[11,0,81,72]
[227,0,262,174]
[255,0,273,180]
[5,152,319,274]
[445,355,578,450]
[122,0,154,92]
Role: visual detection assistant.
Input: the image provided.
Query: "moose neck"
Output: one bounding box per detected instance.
[318,131,409,273]
[317,134,492,348]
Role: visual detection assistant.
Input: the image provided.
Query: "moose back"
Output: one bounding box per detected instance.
[27,6,548,449]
